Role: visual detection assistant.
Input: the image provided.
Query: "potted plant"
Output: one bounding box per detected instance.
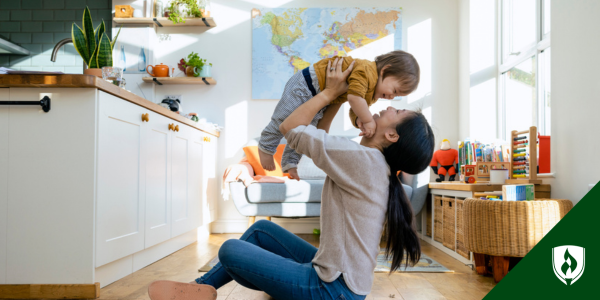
[72,7,121,77]
[167,0,203,24]
[199,62,212,77]
[178,52,207,77]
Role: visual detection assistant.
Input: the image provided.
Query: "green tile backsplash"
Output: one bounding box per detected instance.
[0,0,112,73]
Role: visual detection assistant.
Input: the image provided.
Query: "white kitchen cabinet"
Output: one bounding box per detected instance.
[171,122,194,237]
[0,89,9,284]
[96,92,147,267]
[0,80,219,289]
[144,112,172,248]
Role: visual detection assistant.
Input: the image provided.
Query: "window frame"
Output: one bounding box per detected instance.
[498,0,551,140]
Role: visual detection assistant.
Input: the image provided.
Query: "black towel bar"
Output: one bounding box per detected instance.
[0,96,51,112]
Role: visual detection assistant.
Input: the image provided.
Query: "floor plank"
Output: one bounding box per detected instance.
[99,233,496,299]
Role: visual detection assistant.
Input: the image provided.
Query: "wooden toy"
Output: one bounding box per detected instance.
[506,126,543,184]
[464,164,477,183]
[475,161,510,181]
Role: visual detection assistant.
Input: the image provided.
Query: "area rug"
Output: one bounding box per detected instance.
[199,248,452,273]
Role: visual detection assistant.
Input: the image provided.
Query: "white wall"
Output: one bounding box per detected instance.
[113,0,459,233]
[551,0,600,203]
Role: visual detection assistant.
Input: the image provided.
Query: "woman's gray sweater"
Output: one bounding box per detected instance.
[285,125,390,295]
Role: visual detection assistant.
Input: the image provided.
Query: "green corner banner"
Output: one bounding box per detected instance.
[484,184,599,299]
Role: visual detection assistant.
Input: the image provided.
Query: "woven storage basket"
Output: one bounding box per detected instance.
[464,198,573,257]
[442,197,455,250]
[455,198,469,259]
[433,196,443,242]
[426,196,432,237]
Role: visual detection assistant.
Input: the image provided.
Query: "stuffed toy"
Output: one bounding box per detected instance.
[430,139,459,182]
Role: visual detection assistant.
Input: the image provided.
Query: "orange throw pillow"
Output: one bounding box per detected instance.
[243,145,289,177]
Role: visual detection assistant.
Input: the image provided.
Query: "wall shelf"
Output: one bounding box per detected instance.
[114,17,216,28]
[143,77,216,85]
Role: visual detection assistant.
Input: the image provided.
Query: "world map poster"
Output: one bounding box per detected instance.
[252,7,403,99]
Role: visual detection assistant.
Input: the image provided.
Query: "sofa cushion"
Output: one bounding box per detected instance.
[245,179,413,205]
[246,180,324,203]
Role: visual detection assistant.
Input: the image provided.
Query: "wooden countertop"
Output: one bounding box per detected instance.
[0,74,220,137]
[429,182,551,192]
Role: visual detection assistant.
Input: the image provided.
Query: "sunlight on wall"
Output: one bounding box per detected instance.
[206,2,251,34]
[225,101,248,158]
[407,19,431,104]
[469,78,496,139]
[470,0,495,74]
[348,34,394,61]
[240,0,294,7]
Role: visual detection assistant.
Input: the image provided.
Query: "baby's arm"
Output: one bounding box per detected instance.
[347,94,376,137]
[317,103,342,133]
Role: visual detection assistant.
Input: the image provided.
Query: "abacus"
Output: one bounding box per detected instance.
[506,126,542,184]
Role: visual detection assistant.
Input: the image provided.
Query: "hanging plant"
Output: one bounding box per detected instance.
[167,0,203,24]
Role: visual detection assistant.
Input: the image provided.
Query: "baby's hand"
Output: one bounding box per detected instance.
[358,119,376,138]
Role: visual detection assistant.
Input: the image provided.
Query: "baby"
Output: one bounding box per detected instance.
[259,50,420,179]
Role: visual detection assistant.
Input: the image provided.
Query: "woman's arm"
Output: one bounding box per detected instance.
[280,58,354,135]
[316,103,342,132]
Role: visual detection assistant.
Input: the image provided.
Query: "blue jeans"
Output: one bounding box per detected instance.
[195,220,365,300]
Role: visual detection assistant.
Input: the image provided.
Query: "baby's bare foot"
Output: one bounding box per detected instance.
[258,150,276,171]
[288,168,300,181]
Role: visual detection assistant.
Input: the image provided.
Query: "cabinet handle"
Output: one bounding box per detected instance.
[175,125,179,132]
[168,123,174,131]
[141,113,149,122]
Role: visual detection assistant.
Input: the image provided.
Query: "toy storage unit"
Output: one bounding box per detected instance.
[418,182,552,265]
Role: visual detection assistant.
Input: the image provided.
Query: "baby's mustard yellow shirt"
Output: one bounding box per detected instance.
[313,56,379,127]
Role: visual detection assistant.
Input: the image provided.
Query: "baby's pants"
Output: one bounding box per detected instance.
[258,66,324,172]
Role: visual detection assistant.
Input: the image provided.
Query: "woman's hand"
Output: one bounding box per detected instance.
[322,57,354,100]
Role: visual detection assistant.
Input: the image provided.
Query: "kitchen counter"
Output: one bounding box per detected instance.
[0,74,219,137]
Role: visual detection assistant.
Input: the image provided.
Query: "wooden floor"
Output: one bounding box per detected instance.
[99,233,496,300]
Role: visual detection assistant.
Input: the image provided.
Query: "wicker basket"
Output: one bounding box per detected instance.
[455,198,469,259]
[426,196,432,237]
[464,198,573,257]
[442,197,455,250]
[433,196,443,242]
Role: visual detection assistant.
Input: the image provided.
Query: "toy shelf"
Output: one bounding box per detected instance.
[113,17,216,28]
[143,77,217,85]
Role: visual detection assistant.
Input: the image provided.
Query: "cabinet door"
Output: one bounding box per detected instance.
[170,122,192,237]
[144,112,172,248]
[96,93,146,267]
[0,89,8,284]
[189,130,204,227]
[200,133,218,225]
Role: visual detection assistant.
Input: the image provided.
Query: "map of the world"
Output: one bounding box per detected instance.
[252,7,403,99]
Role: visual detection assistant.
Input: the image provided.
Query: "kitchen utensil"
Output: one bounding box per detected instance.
[146,63,169,77]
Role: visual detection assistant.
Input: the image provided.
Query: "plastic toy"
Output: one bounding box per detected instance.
[430,139,459,182]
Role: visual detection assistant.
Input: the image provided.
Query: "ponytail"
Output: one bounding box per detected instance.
[384,171,420,271]
[382,111,434,272]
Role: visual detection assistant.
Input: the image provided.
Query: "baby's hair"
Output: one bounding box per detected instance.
[375,50,420,95]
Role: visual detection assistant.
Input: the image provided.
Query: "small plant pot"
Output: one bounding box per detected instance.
[84,68,103,77]
[199,65,211,77]
[185,66,199,77]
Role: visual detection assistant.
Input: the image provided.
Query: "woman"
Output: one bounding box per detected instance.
[148,58,435,300]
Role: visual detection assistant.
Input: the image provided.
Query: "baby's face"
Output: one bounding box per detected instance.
[373,75,406,101]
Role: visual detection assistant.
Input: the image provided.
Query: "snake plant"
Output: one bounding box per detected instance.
[71,6,121,68]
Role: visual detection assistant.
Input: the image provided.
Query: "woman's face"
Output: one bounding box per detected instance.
[372,106,413,130]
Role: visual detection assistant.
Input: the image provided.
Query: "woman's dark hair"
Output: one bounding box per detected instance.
[382,110,435,273]
[375,50,420,95]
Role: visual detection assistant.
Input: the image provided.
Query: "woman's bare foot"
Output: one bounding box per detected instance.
[288,168,300,181]
[259,150,276,171]
[148,280,217,300]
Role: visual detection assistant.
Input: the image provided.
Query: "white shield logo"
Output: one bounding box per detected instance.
[552,245,585,285]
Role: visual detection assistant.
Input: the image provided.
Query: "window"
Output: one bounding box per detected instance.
[499,0,551,139]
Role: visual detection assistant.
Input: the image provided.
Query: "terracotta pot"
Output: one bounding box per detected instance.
[84,68,103,77]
